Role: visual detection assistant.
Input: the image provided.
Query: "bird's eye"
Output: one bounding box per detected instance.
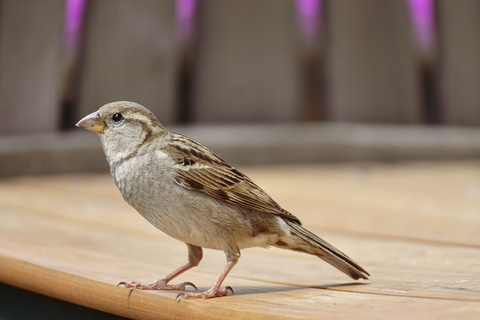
[112,113,123,123]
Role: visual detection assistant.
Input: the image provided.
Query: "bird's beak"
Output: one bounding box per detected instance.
[76,112,105,133]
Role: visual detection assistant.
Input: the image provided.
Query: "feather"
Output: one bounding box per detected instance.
[285,220,370,280]
[165,134,301,224]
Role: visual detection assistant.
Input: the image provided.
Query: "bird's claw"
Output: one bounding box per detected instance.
[176,292,185,300]
[225,286,234,295]
[176,286,234,300]
[117,280,197,291]
[182,281,198,291]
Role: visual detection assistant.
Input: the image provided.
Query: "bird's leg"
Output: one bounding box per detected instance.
[118,244,202,291]
[179,253,239,299]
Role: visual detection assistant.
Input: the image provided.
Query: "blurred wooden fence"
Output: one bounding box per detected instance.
[1,0,480,136]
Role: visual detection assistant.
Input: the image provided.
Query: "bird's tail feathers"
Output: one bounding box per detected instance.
[285,220,370,280]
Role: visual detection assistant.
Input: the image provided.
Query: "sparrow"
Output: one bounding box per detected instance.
[76,101,369,299]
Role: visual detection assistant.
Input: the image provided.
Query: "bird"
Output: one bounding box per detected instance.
[76,101,369,299]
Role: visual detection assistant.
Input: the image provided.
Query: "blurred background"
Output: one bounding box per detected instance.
[1,0,480,175]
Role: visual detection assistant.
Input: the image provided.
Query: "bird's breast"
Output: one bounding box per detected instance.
[109,151,285,253]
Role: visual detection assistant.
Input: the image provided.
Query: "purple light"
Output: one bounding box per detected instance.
[295,0,323,42]
[63,0,87,52]
[407,0,436,52]
[176,0,198,44]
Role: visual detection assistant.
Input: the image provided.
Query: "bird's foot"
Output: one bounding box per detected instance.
[118,279,197,291]
[177,286,234,299]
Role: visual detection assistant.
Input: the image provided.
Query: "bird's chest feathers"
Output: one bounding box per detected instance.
[112,151,175,207]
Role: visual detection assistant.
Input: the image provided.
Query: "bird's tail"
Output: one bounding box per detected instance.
[284,220,370,280]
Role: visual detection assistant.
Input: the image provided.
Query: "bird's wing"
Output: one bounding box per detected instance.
[163,134,301,224]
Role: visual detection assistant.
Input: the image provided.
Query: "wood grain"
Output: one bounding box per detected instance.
[0,162,479,319]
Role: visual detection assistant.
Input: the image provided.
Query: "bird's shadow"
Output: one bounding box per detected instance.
[193,281,369,297]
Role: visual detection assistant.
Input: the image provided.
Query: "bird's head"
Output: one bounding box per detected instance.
[76,101,166,165]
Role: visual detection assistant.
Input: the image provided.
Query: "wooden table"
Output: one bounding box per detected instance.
[0,161,479,319]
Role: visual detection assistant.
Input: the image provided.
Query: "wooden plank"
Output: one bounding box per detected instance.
[324,0,421,123]
[2,161,480,247]
[437,0,480,125]
[0,163,479,319]
[193,0,301,122]
[0,0,64,134]
[77,0,177,123]
[1,256,477,320]
[243,162,480,246]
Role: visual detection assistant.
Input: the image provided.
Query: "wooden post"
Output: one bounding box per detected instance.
[193,0,302,122]
[0,0,64,134]
[324,0,421,123]
[437,0,480,126]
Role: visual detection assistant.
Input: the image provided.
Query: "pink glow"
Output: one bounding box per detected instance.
[407,0,436,51]
[176,0,198,44]
[64,0,87,52]
[295,0,323,42]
